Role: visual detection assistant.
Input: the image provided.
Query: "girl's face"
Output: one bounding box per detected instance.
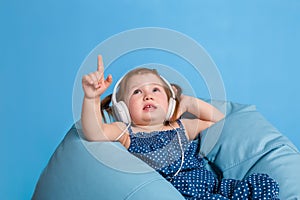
[124,73,169,126]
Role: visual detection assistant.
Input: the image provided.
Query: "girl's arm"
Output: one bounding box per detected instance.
[181,95,224,122]
[81,55,126,142]
[179,95,225,140]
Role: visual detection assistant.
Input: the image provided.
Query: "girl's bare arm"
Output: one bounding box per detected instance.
[81,55,125,141]
[179,95,225,140]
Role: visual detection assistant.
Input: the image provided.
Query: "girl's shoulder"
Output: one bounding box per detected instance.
[180,118,212,140]
[106,122,131,147]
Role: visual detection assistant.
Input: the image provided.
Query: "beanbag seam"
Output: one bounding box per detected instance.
[124,178,171,200]
[222,143,285,172]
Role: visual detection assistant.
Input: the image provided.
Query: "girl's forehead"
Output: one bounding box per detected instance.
[127,74,164,88]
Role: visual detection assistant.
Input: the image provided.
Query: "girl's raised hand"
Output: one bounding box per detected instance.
[82,55,113,99]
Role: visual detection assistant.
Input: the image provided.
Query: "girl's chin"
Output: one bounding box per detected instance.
[131,112,167,124]
[133,117,165,125]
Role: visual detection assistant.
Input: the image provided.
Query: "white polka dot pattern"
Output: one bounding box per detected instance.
[127,120,280,199]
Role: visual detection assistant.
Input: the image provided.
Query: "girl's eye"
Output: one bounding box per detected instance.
[153,87,160,92]
[133,89,142,95]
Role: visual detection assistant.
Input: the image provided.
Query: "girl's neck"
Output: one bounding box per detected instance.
[131,122,169,133]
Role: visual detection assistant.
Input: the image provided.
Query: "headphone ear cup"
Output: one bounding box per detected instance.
[165,98,176,121]
[112,101,131,123]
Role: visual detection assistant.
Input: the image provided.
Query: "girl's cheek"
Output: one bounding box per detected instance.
[128,97,136,107]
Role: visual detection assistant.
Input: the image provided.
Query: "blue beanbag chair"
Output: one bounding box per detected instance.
[32,101,300,199]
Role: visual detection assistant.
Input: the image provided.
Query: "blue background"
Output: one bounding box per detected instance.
[1,1,299,199]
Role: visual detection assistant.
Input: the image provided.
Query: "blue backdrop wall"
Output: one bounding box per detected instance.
[1,1,299,199]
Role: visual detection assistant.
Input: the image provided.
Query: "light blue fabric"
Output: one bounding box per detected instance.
[201,101,300,199]
[32,124,184,200]
[33,101,300,199]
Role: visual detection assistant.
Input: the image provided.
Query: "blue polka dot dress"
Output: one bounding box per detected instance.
[127,120,280,199]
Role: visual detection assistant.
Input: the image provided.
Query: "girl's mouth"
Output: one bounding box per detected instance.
[143,104,157,110]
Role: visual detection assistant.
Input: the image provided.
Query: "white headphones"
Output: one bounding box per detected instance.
[111,74,176,124]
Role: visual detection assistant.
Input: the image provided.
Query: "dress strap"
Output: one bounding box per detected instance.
[174,119,189,142]
[176,119,185,130]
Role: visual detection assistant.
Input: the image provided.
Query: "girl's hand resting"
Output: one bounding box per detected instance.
[172,94,190,120]
[172,92,224,124]
[82,55,113,99]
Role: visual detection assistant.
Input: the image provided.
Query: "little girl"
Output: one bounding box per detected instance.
[81,55,280,199]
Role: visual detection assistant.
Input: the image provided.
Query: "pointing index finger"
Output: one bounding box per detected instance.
[97,55,104,72]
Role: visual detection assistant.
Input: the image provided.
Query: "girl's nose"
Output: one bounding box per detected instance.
[144,92,154,101]
[144,96,153,100]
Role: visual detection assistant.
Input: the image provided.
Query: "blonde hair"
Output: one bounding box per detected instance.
[101,68,182,123]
